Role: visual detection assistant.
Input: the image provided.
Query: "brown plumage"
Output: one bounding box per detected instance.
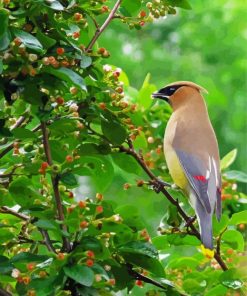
[153,81,222,250]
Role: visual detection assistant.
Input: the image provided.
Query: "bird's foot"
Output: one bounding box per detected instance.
[185,215,196,228]
[152,179,171,193]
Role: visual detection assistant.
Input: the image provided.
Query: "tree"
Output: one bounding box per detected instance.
[0,0,246,295]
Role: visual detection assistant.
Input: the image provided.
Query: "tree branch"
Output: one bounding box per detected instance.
[86,0,122,52]
[0,206,29,220]
[0,288,12,296]
[120,142,228,271]
[40,122,71,252]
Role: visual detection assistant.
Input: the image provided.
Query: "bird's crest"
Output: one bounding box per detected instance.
[164,81,208,94]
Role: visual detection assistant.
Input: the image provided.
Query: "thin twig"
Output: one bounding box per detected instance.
[40,122,71,252]
[120,142,228,271]
[38,228,57,253]
[126,264,185,295]
[216,227,227,256]
[0,206,29,220]
[86,0,122,52]
[0,288,12,296]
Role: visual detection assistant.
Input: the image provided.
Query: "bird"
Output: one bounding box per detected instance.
[152,81,221,250]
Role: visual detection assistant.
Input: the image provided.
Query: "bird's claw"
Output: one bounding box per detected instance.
[152,179,171,193]
[185,215,196,228]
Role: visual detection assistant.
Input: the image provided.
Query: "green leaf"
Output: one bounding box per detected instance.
[138,73,156,109]
[36,31,56,49]
[64,265,94,287]
[229,210,247,225]
[115,205,145,230]
[167,233,201,246]
[34,219,58,231]
[80,56,92,69]
[167,257,200,269]
[119,241,158,258]
[121,253,165,277]
[10,252,48,263]
[120,0,141,17]
[12,29,43,52]
[183,278,204,294]
[152,236,170,250]
[111,153,141,175]
[44,67,87,92]
[0,256,13,274]
[220,149,237,170]
[213,214,229,236]
[45,0,64,10]
[224,170,247,183]
[222,229,244,251]
[0,59,3,75]
[12,127,37,140]
[60,173,78,187]
[101,112,127,145]
[0,9,9,40]
[205,284,228,296]
[22,83,43,105]
[167,0,192,10]
[219,268,243,289]
[9,177,42,208]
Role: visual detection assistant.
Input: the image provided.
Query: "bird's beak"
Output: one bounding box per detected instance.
[152,92,169,103]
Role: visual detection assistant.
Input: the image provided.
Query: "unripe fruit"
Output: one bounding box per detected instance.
[102,50,110,58]
[80,221,89,228]
[147,136,154,144]
[28,54,38,62]
[96,193,103,201]
[101,5,109,13]
[99,102,106,110]
[27,263,35,271]
[57,253,65,260]
[139,21,145,26]
[74,13,83,21]
[23,276,31,285]
[123,183,131,190]
[116,86,123,93]
[70,87,78,95]
[67,191,74,199]
[42,57,50,65]
[39,271,47,278]
[107,279,115,286]
[97,47,106,54]
[51,164,61,173]
[78,200,87,208]
[14,37,22,46]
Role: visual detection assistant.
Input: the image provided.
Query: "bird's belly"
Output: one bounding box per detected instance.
[164,146,188,190]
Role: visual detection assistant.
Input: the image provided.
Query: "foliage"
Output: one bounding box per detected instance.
[0,0,246,296]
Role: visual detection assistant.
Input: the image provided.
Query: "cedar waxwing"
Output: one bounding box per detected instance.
[153,81,221,250]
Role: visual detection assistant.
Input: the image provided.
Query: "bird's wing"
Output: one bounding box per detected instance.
[175,149,212,213]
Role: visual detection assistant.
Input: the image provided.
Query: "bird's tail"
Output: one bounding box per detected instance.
[196,201,213,250]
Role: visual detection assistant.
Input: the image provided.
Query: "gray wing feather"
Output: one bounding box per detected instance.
[175,149,211,213]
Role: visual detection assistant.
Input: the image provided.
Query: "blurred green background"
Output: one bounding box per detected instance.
[101,0,247,173]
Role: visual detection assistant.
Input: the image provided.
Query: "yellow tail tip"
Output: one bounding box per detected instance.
[200,244,214,259]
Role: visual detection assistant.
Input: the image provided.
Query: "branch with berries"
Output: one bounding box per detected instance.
[119,139,228,271]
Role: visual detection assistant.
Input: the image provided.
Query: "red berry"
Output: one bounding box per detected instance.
[96,193,103,201]
[27,263,35,271]
[139,10,146,18]
[86,259,94,267]
[80,221,89,228]
[108,279,115,286]
[74,13,83,21]
[116,86,123,93]
[41,162,49,169]
[97,47,106,54]
[67,191,74,199]
[98,102,106,110]
[86,250,95,258]
[139,21,145,26]
[96,206,103,214]
[78,200,87,208]
[57,253,65,260]
[56,47,65,55]
[135,280,143,287]
[56,96,64,105]
[72,31,80,39]
[14,37,22,46]
[66,155,73,163]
